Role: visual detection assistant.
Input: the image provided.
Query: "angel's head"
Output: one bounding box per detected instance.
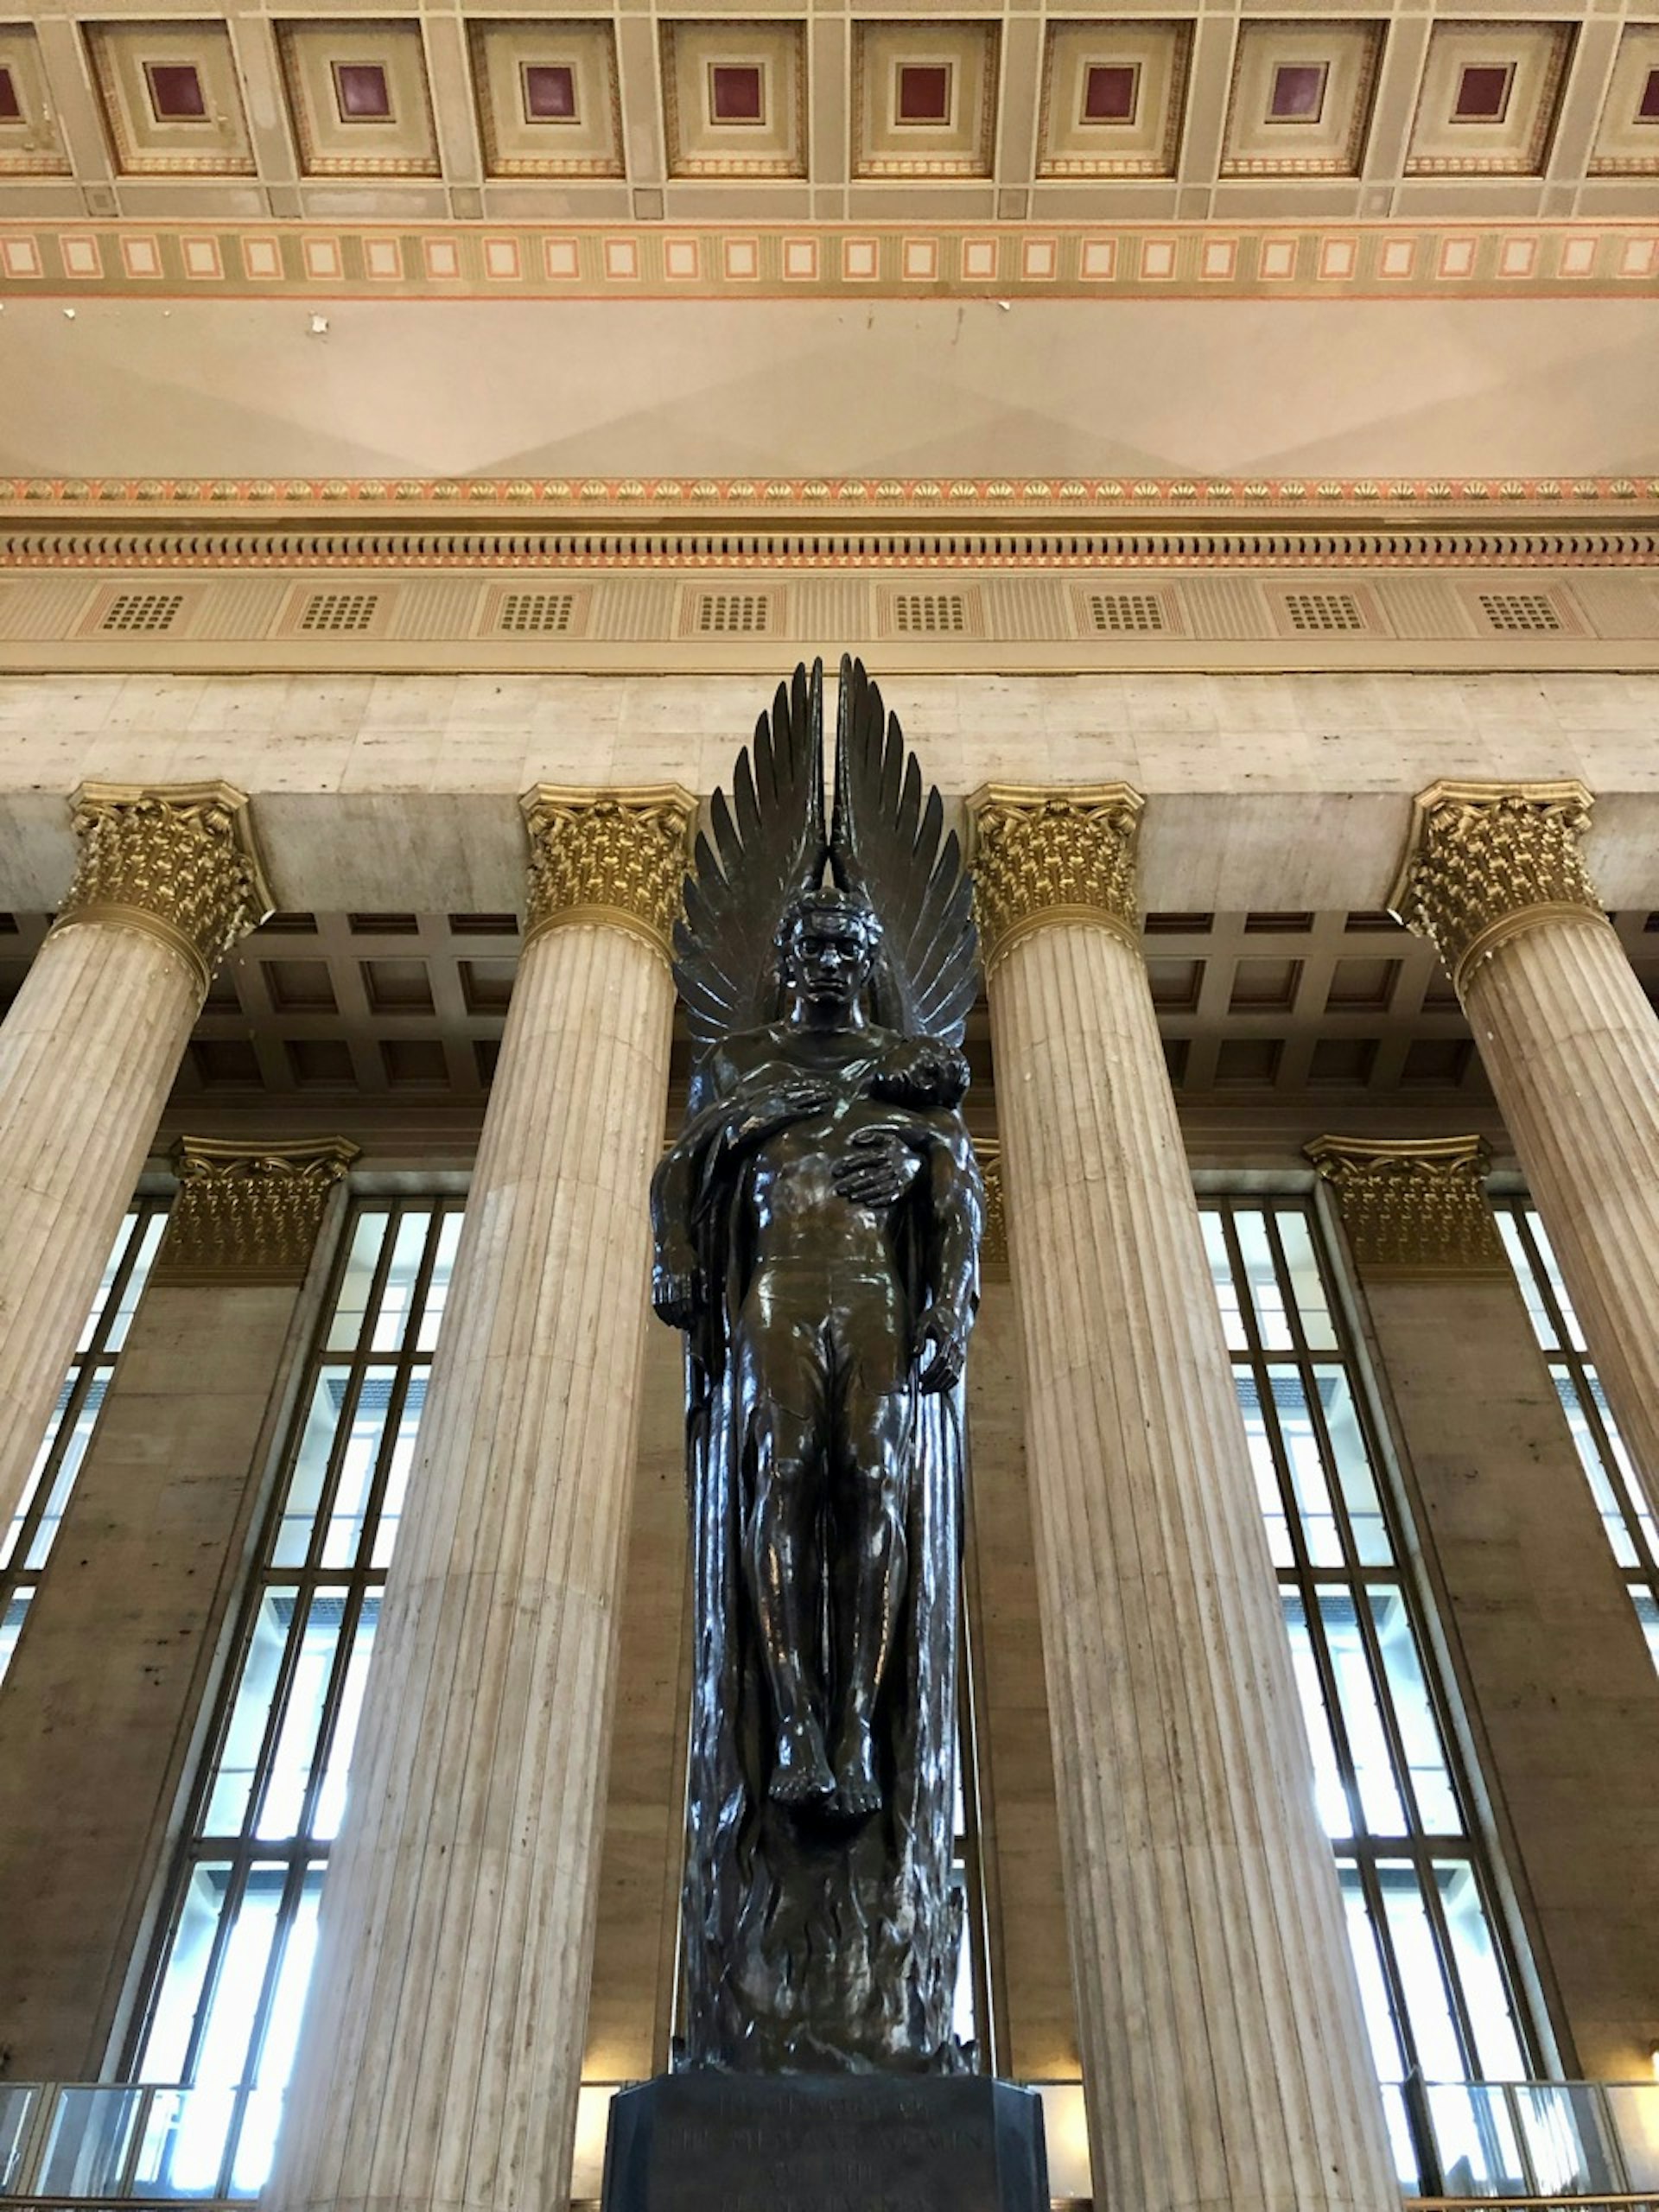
[779,887,881,1019]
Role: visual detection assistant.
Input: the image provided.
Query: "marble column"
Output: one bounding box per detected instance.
[969,785,1398,2212]
[264,785,694,2212]
[0,782,270,1538]
[1308,1135,1659,2081]
[1392,780,1659,1513]
[0,1137,356,2079]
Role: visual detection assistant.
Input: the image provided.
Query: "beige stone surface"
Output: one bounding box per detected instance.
[263,917,674,2212]
[0,922,200,1539]
[1462,916,1659,1520]
[963,1277,1081,2083]
[3,673,1659,914]
[987,912,1397,2212]
[1356,1258,1659,2077]
[0,1266,320,2077]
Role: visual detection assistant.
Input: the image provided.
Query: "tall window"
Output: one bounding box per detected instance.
[0,1203,168,1682]
[1200,1199,1539,2190]
[126,1199,463,2196]
[1495,1205,1659,1674]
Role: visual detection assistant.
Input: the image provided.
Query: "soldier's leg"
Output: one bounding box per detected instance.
[829,1286,915,1816]
[735,1290,835,1805]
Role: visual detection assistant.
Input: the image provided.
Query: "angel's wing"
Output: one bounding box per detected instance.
[829,654,977,1045]
[673,658,827,1082]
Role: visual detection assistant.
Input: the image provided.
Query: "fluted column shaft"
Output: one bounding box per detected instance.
[970,786,1397,2212]
[1393,779,1659,1512]
[0,782,269,1535]
[264,785,693,2212]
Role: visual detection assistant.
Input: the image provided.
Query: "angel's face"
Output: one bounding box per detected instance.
[785,912,876,1012]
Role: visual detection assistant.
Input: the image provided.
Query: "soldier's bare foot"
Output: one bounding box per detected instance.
[833,1728,882,1817]
[770,1717,835,1806]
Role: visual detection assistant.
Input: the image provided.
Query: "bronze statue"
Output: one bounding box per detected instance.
[652,658,983,2073]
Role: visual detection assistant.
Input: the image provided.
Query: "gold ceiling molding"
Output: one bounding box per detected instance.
[969,784,1145,970]
[1389,779,1604,996]
[520,785,696,961]
[156,1135,360,1284]
[1306,1134,1506,1276]
[52,780,275,1000]
[1,221,1656,302]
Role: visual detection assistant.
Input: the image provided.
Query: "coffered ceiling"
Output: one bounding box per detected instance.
[1,0,1656,231]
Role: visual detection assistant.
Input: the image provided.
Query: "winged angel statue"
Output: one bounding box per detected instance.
[651,657,985,2073]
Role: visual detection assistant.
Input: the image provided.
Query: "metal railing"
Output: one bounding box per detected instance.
[3,2078,1657,2208]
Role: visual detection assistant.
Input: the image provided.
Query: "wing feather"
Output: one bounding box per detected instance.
[828,653,979,1045]
[671,657,829,1083]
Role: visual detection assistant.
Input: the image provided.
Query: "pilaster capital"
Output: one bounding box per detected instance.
[973,1138,1007,1274]
[966,783,1144,971]
[1389,779,1601,996]
[53,781,273,998]
[520,784,697,961]
[156,1136,360,1285]
[1306,1134,1504,1275]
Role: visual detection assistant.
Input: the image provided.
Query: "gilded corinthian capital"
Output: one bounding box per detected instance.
[53,781,273,997]
[1389,779,1601,997]
[1306,1135,1504,1275]
[967,783,1145,969]
[520,784,697,959]
[156,1136,359,1285]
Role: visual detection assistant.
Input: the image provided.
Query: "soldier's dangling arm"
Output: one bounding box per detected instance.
[912,1125,985,1394]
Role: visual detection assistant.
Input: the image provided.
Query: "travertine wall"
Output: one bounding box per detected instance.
[2,672,1659,914]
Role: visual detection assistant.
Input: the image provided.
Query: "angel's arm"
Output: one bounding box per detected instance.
[913,1122,984,1393]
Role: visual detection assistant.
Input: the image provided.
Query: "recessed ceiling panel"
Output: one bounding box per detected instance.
[276,17,440,178]
[84,19,255,177]
[853,22,998,179]
[1404,21,1573,177]
[0,25,73,175]
[1221,20,1383,178]
[1587,25,1659,175]
[467,18,624,178]
[1037,19,1191,178]
[661,19,807,179]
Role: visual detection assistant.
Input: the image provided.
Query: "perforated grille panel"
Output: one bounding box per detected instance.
[696,593,770,634]
[1284,591,1365,633]
[1478,592,1564,633]
[100,592,184,633]
[893,592,969,634]
[1088,592,1166,633]
[299,593,379,634]
[498,592,576,634]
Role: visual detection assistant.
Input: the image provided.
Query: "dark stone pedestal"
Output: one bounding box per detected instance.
[601,2072,1048,2212]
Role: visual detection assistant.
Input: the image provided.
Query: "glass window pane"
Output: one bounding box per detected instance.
[1236,1211,1294,1351]
[256,1593,347,1840]
[1338,1863,1406,2081]
[1201,1211,1248,1351]
[193,1867,284,2088]
[271,1370,351,1568]
[313,1598,378,1840]
[1377,1861,1465,2080]
[326,1211,389,1352]
[105,1212,168,1351]
[22,1373,110,1571]
[1315,1367,1392,1567]
[1435,1860,1526,2080]
[1368,1588,1460,1834]
[1268,1365,1344,1567]
[321,1370,395,1567]
[372,1212,430,1352]
[1282,1594,1351,1837]
[1277,1211,1338,1350]
[254,1866,324,2090]
[139,1861,235,2081]
[1497,1213,1557,1350]
[1318,1593,1406,1834]
[205,1590,293,1837]
[372,1382,424,1567]
[0,1592,29,1683]
[1234,1377,1293,1567]
[416,1211,464,1351]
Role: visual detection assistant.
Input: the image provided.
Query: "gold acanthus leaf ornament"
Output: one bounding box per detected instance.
[1389,779,1602,998]
[1305,1135,1505,1276]
[521,785,697,959]
[53,781,274,999]
[967,783,1145,970]
[156,1138,360,1285]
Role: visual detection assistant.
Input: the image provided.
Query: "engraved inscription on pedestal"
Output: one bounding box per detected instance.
[603,2075,1048,2212]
